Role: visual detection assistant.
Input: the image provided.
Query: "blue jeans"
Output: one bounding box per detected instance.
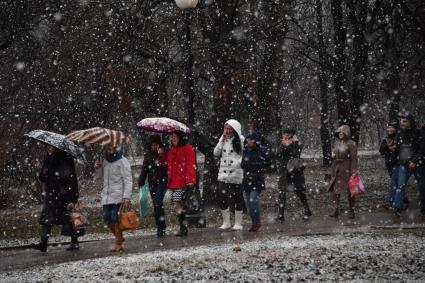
[387,165,409,210]
[102,203,121,224]
[246,190,262,225]
[150,183,167,231]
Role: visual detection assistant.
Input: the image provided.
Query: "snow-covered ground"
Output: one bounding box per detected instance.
[3,232,424,282]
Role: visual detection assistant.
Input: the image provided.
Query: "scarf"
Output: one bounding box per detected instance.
[105,150,123,163]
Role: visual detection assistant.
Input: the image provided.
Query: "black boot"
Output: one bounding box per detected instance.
[156,207,166,237]
[176,213,188,237]
[329,195,340,218]
[66,235,79,251]
[348,196,355,220]
[296,191,312,220]
[276,190,286,222]
[31,225,51,252]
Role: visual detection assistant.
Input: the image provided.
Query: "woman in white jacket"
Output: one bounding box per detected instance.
[214,119,245,230]
[95,145,133,252]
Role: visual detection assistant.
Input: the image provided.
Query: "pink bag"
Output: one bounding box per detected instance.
[349,175,366,197]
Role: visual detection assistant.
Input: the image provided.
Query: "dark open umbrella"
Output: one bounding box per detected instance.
[25,130,86,161]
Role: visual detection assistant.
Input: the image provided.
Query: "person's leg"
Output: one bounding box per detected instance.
[295,190,312,219]
[151,184,167,236]
[248,190,262,232]
[109,204,123,252]
[385,165,398,208]
[394,165,409,213]
[31,224,52,252]
[329,193,340,217]
[277,174,287,221]
[294,172,312,219]
[217,182,231,229]
[174,190,188,237]
[348,192,355,219]
[232,184,244,230]
[413,166,425,215]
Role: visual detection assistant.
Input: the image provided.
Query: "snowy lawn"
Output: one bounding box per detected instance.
[2,232,425,282]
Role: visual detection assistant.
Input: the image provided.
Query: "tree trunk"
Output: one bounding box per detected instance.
[331,0,349,126]
[316,0,332,166]
[347,0,369,143]
[182,11,195,125]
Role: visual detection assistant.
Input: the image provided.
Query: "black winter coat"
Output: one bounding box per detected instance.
[241,145,271,192]
[138,151,168,188]
[396,128,423,165]
[277,142,306,191]
[39,150,79,226]
[379,136,398,168]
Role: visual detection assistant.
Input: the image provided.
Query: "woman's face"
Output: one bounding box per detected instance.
[150,142,159,152]
[105,145,115,155]
[246,138,256,148]
[338,132,345,140]
[46,145,57,155]
[224,124,234,136]
[171,133,180,146]
[386,126,396,135]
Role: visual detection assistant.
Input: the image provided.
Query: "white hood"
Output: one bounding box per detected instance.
[225,119,242,138]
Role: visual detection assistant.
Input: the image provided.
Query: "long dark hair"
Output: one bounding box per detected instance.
[232,133,242,154]
[173,130,188,146]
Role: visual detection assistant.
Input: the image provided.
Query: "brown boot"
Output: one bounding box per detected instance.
[113,224,124,252]
[329,194,340,218]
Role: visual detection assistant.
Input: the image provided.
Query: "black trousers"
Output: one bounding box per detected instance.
[278,171,311,218]
[217,182,245,211]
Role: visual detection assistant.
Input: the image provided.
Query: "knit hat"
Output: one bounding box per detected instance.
[246,131,260,141]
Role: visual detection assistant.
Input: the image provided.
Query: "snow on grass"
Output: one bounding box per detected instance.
[2,232,425,282]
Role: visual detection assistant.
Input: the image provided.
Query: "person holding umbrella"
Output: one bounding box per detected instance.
[138,135,168,237]
[30,145,80,252]
[167,130,196,237]
[95,144,133,252]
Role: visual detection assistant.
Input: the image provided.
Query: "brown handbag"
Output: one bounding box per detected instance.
[68,201,90,230]
[119,202,141,231]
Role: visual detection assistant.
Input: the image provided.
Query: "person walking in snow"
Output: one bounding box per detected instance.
[276,129,312,222]
[31,145,80,252]
[379,121,399,177]
[167,130,197,236]
[95,145,133,252]
[387,112,425,216]
[138,134,168,237]
[326,125,358,219]
[241,131,271,232]
[214,119,245,231]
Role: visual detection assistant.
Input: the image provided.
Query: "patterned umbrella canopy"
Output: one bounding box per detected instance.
[137,117,191,134]
[66,127,129,148]
[25,130,85,160]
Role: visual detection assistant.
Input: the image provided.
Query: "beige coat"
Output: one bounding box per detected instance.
[328,125,358,195]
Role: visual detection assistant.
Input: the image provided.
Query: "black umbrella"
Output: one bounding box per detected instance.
[25,130,86,161]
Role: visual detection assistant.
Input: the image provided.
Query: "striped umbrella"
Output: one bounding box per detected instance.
[66,127,129,148]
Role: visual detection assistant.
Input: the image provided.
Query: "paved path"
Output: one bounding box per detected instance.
[1,208,424,273]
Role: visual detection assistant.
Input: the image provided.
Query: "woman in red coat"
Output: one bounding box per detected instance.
[167,130,196,236]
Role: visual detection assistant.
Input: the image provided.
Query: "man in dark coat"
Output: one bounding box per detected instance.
[138,134,168,237]
[276,129,312,222]
[388,112,424,215]
[31,145,79,252]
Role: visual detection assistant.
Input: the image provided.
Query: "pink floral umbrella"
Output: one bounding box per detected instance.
[137,117,191,134]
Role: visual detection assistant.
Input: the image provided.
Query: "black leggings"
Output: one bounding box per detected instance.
[217,182,245,211]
